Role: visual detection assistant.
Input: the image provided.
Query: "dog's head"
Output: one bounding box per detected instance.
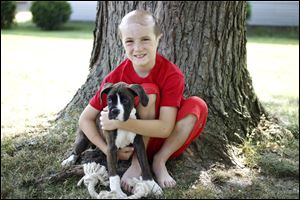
[100,82,149,121]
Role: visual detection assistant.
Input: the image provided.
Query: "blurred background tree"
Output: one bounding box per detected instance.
[30,1,72,30]
[1,1,16,29]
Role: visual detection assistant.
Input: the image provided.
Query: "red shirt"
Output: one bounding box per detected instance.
[89,53,185,111]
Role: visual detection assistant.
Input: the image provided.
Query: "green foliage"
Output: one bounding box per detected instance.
[1,1,16,29]
[30,1,72,30]
[246,2,252,20]
[242,140,259,168]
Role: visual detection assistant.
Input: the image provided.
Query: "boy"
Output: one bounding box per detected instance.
[78,10,208,192]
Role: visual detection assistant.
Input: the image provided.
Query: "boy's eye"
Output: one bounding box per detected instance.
[125,40,133,43]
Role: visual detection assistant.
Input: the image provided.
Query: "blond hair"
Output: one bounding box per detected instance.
[118,10,161,39]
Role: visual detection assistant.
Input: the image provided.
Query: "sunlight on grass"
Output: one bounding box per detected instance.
[1,35,92,138]
[247,42,299,100]
[247,42,299,136]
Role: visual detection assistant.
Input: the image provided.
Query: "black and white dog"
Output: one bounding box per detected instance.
[62,82,162,197]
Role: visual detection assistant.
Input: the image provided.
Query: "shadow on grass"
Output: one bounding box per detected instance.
[1,106,299,199]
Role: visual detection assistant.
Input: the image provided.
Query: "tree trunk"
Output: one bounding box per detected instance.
[59,1,265,165]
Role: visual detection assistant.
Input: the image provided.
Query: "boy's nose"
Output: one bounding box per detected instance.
[133,42,143,51]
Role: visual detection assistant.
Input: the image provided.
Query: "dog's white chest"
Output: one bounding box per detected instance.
[115,109,137,149]
[115,130,136,149]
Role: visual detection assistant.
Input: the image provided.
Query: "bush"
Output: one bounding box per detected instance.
[246,2,252,20]
[30,1,72,30]
[1,1,16,29]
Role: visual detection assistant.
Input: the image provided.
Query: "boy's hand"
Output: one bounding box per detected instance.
[117,147,134,160]
[100,108,119,130]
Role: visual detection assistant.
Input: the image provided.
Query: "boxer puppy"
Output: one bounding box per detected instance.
[62,82,162,197]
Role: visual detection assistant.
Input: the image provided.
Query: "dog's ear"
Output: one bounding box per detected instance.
[99,83,113,104]
[128,84,149,107]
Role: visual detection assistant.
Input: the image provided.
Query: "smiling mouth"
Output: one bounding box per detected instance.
[134,54,146,59]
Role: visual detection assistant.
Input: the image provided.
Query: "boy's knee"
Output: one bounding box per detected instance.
[188,96,208,117]
[174,96,208,139]
[174,115,197,135]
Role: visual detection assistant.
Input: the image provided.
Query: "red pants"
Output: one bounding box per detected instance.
[138,83,208,160]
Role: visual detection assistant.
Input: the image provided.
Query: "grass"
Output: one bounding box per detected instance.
[1,22,299,198]
[247,26,299,45]
[1,34,91,139]
[1,21,95,39]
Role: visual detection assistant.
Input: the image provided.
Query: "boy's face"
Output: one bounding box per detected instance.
[120,23,161,72]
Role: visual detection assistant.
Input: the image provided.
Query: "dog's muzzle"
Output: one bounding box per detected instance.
[109,108,120,120]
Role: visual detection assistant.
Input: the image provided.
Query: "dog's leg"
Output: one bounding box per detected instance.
[132,135,163,196]
[105,130,118,176]
[61,129,90,167]
[133,135,152,180]
[105,130,127,198]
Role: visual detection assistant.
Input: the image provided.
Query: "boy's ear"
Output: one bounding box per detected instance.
[99,83,113,104]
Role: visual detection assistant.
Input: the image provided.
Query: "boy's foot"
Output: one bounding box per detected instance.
[121,163,141,193]
[152,156,176,188]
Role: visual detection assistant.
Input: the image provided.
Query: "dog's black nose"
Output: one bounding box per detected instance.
[111,108,120,115]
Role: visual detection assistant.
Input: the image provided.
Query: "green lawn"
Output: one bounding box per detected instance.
[246,26,299,137]
[247,26,299,45]
[1,21,95,39]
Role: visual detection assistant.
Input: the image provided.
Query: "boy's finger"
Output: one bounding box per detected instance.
[103,106,108,111]
[122,147,134,152]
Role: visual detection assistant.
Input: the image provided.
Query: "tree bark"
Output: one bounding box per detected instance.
[59,1,265,165]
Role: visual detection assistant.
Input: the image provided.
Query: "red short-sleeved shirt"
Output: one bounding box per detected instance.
[89,53,185,111]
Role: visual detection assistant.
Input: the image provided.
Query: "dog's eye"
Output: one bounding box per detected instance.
[107,98,112,104]
[121,98,129,104]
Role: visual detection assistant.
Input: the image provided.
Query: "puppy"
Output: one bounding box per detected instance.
[62,82,162,197]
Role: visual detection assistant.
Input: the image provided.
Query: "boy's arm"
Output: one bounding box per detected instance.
[111,106,177,138]
[79,104,108,155]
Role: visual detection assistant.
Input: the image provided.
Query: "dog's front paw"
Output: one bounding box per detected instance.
[115,189,127,199]
[128,178,163,198]
[108,175,128,198]
[61,154,78,167]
